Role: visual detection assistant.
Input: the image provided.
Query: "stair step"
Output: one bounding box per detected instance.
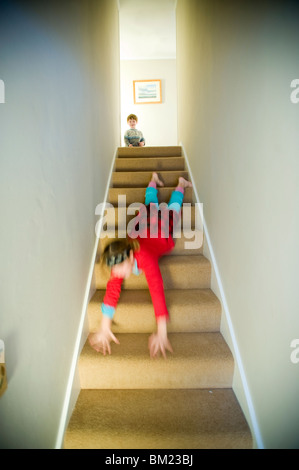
[108,186,193,205]
[88,288,221,333]
[112,170,190,188]
[64,388,252,449]
[95,255,211,290]
[97,229,203,256]
[117,146,182,157]
[102,204,198,229]
[115,156,185,172]
[79,333,234,389]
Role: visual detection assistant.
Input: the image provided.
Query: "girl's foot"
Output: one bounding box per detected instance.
[151,172,164,187]
[178,176,192,189]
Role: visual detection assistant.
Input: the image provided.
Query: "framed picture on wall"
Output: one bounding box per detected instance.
[133,79,162,104]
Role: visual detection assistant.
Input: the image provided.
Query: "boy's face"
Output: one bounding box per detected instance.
[128,118,137,129]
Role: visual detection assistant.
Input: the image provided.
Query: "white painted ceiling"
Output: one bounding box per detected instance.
[118,0,177,60]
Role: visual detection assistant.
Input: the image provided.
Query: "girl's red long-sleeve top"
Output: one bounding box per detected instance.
[102,234,175,320]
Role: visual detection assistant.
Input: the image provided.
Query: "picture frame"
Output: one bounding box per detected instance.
[133,79,162,104]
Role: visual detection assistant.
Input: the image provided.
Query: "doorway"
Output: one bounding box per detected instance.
[118,0,178,147]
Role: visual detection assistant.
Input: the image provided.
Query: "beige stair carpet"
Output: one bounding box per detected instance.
[64,146,252,449]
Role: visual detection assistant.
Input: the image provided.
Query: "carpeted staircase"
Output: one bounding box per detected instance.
[64,146,252,449]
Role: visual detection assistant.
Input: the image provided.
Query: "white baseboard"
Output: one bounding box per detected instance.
[55,147,118,449]
[180,142,264,449]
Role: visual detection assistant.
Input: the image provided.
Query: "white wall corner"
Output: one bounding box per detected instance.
[55,147,119,449]
[179,142,264,450]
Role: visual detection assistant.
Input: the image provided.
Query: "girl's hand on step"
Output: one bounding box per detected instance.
[148,317,173,359]
[88,317,119,355]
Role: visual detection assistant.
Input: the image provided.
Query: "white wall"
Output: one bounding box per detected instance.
[118,0,177,61]
[0,0,120,448]
[120,59,178,146]
[177,0,299,449]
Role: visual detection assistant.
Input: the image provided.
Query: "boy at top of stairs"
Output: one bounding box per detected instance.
[124,114,146,147]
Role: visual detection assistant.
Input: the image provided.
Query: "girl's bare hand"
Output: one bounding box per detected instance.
[88,328,119,355]
[148,332,173,359]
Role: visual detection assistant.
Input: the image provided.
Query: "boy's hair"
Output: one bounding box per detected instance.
[102,239,139,267]
[127,114,138,123]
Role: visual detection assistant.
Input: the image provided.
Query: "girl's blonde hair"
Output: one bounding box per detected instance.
[101,238,139,267]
